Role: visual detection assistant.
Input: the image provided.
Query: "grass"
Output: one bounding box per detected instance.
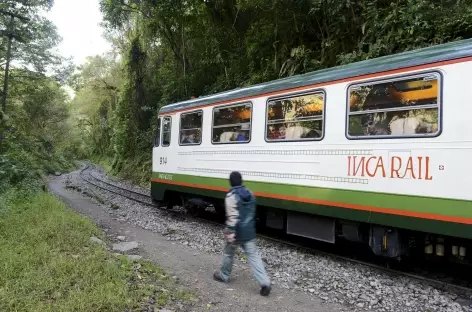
[0,189,194,312]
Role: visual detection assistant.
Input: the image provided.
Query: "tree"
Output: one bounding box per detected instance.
[0,0,75,148]
[0,0,73,77]
[69,55,123,156]
[0,0,83,190]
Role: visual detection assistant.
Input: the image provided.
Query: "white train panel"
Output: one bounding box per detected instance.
[152,61,472,202]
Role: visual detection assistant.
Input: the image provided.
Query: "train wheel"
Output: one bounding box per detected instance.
[187,202,200,217]
[179,196,189,215]
[151,196,169,209]
[152,198,173,210]
[181,197,199,217]
[213,202,226,222]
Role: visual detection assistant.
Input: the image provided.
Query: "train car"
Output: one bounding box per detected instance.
[151,38,472,263]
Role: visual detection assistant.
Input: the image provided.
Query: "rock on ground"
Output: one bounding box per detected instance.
[127,255,143,261]
[112,241,139,252]
[90,236,105,245]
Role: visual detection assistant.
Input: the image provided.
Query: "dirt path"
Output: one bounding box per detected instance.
[48,173,347,312]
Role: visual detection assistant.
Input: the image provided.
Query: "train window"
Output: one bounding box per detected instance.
[162,116,171,146]
[153,118,161,147]
[266,91,325,142]
[179,110,203,145]
[212,102,252,144]
[347,72,441,138]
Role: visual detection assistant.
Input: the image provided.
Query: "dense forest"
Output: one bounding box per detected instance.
[2,0,472,188]
[0,0,81,193]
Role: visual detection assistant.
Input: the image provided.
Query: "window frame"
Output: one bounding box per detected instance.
[161,116,172,147]
[345,70,443,140]
[178,109,203,146]
[211,101,253,145]
[264,89,327,143]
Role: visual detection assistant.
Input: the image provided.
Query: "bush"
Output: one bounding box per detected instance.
[0,154,39,194]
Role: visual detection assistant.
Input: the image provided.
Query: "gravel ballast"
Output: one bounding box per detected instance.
[61,164,472,312]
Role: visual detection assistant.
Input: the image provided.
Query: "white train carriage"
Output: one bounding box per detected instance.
[152,39,472,260]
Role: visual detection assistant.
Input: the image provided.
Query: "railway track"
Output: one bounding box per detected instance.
[80,168,153,206]
[77,162,472,298]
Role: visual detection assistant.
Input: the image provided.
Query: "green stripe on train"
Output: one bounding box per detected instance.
[152,172,472,219]
[151,176,472,238]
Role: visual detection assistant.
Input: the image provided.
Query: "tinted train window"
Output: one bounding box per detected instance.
[347,73,440,138]
[162,116,171,146]
[212,102,252,143]
[266,91,325,142]
[180,110,203,145]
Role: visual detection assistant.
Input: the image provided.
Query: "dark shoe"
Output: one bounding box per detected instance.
[213,272,225,283]
[260,285,271,296]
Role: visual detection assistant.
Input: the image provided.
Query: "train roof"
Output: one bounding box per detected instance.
[159,38,472,114]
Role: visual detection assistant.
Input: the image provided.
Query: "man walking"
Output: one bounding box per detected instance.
[213,171,271,296]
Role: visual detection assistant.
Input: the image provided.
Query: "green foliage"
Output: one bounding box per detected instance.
[0,154,36,193]
[338,0,472,65]
[0,0,74,81]
[0,1,83,191]
[0,69,85,193]
[0,190,193,311]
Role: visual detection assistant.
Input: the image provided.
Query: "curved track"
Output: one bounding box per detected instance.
[79,165,153,206]
[77,162,472,297]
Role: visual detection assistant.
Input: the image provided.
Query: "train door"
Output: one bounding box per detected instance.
[161,116,171,148]
[153,117,161,147]
[152,116,172,204]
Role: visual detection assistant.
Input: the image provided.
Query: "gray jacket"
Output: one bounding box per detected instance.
[225,185,256,242]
